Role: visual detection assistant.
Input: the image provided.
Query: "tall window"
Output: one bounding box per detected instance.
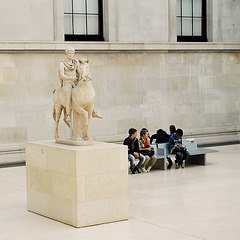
[177,0,207,42]
[64,0,103,41]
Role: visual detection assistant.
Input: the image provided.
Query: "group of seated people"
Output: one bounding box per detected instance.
[123,125,190,174]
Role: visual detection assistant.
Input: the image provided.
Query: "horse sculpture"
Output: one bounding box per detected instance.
[53,58,102,143]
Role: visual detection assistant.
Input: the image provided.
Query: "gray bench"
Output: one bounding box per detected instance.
[151,140,218,170]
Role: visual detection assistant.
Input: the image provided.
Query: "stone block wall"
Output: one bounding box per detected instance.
[0,43,239,151]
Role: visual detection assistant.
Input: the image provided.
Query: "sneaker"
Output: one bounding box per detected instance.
[140,167,147,173]
[181,161,185,168]
[146,166,151,172]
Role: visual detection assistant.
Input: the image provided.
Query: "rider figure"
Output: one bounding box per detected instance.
[59,47,81,123]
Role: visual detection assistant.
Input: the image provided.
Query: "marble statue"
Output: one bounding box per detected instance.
[53,47,102,145]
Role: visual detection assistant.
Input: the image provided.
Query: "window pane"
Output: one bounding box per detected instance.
[73,0,85,13]
[87,0,98,14]
[64,15,72,34]
[182,18,192,35]
[182,0,192,17]
[74,15,86,34]
[177,0,181,16]
[64,0,72,13]
[193,0,202,17]
[193,18,201,35]
[177,17,182,35]
[87,15,98,34]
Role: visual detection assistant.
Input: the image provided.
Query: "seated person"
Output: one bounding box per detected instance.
[150,125,176,144]
[169,128,190,169]
[123,128,146,174]
[138,129,157,172]
[150,129,169,144]
[150,125,176,169]
[169,124,176,136]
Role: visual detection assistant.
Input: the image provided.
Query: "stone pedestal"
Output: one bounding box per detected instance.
[26,140,129,228]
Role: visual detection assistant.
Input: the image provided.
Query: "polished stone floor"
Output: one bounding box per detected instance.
[0,144,240,240]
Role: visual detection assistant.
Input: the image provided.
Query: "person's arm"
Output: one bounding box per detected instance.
[135,139,140,153]
[123,138,133,155]
[150,134,157,144]
[169,136,175,149]
[138,139,144,150]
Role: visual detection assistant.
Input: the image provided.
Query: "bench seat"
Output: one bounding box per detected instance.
[152,140,218,170]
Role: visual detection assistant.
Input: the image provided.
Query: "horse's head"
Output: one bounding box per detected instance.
[79,58,92,81]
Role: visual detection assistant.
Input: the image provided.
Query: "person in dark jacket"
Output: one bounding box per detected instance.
[150,125,175,144]
[150,125,176,169]
[123,128,146,174]
[169,128,190,169]
[150,129,168,144]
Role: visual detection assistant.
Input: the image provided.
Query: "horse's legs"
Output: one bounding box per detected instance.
[74,106,89,139]
[86,109,93,142]
[54,105,62,139]
[63,108,71,128]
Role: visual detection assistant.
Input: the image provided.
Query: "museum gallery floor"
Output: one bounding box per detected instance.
[0,144,240,240]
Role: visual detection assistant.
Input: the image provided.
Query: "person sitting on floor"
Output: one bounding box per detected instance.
[138,129,157,173]
[169,128,190,169]
[123,128,146,174]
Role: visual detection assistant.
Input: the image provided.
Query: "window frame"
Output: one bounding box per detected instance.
[177,0,207,42]
[64,0,104,41]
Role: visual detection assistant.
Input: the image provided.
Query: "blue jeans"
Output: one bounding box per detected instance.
[128,153,145,169]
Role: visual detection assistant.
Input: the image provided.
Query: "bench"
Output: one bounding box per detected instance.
[151,140,218,170]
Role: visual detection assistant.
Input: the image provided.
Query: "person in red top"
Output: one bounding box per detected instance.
[138,129,157,172]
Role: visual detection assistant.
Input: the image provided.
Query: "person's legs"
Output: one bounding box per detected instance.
[175,151,183,169]
[142,155,150,169]
[167,157,173,169]
[136,154,145,169]
[146,155,157,172]
[63,82,72,122]
[181,150,190,168]
[128,154,136,173]
[182,151,190,161]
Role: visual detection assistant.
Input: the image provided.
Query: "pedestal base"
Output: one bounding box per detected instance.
[56,138,92,146]
[26,140,129,227]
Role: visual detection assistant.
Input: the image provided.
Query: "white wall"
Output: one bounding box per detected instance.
[0,0,54,41]
[208,0,240,42]
[0,43,240,147]
[0,0,240,43]
[106,0,169,42]
[221,0,240,42]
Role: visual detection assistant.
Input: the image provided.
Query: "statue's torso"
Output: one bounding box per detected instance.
[61,59,78,77]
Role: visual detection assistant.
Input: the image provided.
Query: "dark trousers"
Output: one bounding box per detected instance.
[173,150,190,166]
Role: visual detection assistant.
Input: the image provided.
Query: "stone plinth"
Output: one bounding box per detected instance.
[26,140,129,228]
